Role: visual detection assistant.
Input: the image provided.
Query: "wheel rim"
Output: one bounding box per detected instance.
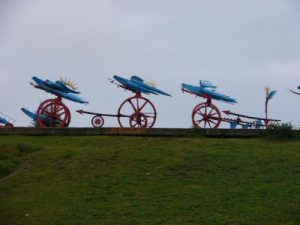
[117,96,157,128]
[91,116,104,128]
[36,99,71,128]
[129,113,148,128]
[192,103,221,128]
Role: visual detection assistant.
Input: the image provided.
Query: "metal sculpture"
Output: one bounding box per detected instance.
[0,112,15,128]
[182,80,280,129]
[22,76,88,128]
[77,75,171,128]
[289,86,300,96]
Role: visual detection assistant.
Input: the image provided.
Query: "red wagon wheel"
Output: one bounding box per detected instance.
[192,103,221,128]
[36,98,71,128]
[91,115,104,128]
[117,95,157,128]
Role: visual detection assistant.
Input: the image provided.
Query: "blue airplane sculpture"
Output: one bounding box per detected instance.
[21,108,56,126]
[112,75,172,97]
[30,76,88,104]
[181,80,237,103]
[289,86,300,96]
[21,108,37,121]
[0,116,9,125]
[0,113,14,127]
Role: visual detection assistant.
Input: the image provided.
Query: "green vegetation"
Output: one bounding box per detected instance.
[0,136,300,225]
[0,143,42,178]
[264,122,298,140]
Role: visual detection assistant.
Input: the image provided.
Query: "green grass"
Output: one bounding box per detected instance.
[0,136,300,225]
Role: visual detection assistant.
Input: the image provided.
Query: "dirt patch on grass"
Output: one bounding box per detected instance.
[0,147,14,154]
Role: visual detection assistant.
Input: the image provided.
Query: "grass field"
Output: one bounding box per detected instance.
[0,136,300,225]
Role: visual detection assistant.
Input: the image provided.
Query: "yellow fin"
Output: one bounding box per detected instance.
[145,80,157,87]
[60,77,78,91]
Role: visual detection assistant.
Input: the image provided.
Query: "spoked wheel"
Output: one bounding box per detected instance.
[91,115,104,128]
[117,96,157,128]
[129,113,148,128]
[36,98,71,128]
[192,103,221,128]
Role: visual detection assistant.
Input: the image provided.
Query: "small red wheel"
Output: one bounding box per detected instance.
[192,103,221,128]
[117,96,157,128]
[91,116,104,128]
[5,123,13,128]
[129,113,148,128]
[36,98,71,128]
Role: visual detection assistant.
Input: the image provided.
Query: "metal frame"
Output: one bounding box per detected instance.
[182,87,280,129]
[77,92,157,128]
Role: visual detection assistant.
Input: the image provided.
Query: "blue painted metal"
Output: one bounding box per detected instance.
[255,120,263,129]
[242,124,249,129]
[21,107,55,126]
[0,116,9,125]
[21,108,37,120]
[267,90,277,100]
[113,75,172,97]
[230,121,237,129]
[31,76,88,104]
[181,80,237,103]
[0,112,15,126]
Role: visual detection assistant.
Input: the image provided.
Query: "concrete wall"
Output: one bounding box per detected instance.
[0,127,266,137]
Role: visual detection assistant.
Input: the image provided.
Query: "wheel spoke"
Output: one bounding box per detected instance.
[196,118,204,125]
[136,98,140,111]
[128,99,138,112]
[145,115,155,118]
[57,107,65,113]
[139,100,148,112]
[209,119,217,125]
[56,117,64,124]
[208,109,216,116]
[43,110,51,117]
[58,111,66,117]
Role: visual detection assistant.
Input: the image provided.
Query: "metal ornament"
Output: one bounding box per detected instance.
[77,75,171,128]
[0,112,15,128]
[21,76,88,128]
[182,80,280,129]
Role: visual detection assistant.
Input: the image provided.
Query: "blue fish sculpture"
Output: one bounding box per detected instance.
[31,76,88,104]
[181,80,237,103]
[113,75,172,97]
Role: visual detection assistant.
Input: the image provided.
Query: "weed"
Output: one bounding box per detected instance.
[17,144,43,153]
[264,122,298,140]
[63,151,75,159]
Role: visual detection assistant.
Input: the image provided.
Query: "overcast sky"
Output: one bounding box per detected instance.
[1,0,300,128]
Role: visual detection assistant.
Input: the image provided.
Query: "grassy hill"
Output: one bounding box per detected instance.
[1,136,300,225]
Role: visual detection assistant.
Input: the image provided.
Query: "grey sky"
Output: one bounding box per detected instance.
[1,0,300,128]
